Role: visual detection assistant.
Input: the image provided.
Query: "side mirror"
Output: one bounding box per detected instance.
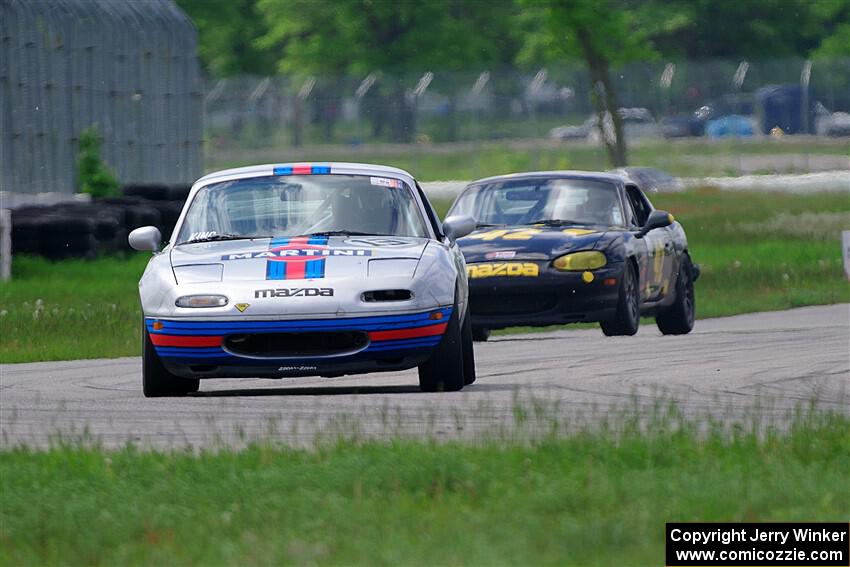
[442,215,475,242]
[637,210,673,238]
[128,226,162,251]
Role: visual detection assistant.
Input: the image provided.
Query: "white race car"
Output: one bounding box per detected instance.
[129,163,476,397]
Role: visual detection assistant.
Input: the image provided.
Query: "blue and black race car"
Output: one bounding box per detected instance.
[447,171,698,341]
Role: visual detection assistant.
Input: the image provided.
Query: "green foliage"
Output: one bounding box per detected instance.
[813,23,850,57]
[255,0,519,75]
[175,0,277,76]
[76,126,120,198]
[648,0,850,60]
[516,0,672,67]
[176,0,850,77]
[1,410,848,564]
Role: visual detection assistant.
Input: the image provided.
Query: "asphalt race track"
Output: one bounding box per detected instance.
[1,304,847,448]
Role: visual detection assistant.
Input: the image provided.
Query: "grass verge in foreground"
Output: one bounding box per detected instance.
[0,188,847,362]
[1,411,848,565]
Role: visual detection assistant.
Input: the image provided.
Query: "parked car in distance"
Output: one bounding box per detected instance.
[550,108,662,143]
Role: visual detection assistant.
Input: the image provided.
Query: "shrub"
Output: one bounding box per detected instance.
[76,125,120,198]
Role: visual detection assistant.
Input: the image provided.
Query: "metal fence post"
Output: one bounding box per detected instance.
[0,208,10,281]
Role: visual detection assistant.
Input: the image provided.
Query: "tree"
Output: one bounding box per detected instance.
[517,0,681,166]
[77,126,119,198]
[175,0,276,76]
[256,0,519,141]
[814,23,850,57]
[810,0,850,58]
[648,0,850,60]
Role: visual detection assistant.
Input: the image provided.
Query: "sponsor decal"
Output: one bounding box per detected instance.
[234,303,250,312]
[222,249,371,261]
[279,366,318,372]
[467,262,539,279]
[189,231,217,241]
[219,236,371,281]
[484,250,517,260]
[255,288,334,298]
[370,176,402,188]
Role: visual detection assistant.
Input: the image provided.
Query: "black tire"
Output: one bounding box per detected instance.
[123,184,171,201]
[461,305,476,385]
[418,301,466,392]
[167,183,192,202]
[142,326,199,397]
[656,255,696,335]
[41,216,97,259]
[97,198,162,230]
[148,200,183,236]
[600,262,640,336]
[11,216,45,254]
[126,204,161,229]
[471,326,490,342]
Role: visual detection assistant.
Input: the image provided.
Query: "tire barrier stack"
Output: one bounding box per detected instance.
[9,184,191,260]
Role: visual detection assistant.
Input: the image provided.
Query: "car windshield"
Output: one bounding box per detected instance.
[450,177,624,227]
[176,174,429,244]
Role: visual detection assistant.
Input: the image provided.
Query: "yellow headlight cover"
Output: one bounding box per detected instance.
[552,251,607,271]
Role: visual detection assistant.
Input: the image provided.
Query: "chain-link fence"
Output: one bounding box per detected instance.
[0,0,203,197]
[205,58,850,149]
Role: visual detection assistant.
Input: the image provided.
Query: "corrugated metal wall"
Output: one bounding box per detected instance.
[0,0,203,196]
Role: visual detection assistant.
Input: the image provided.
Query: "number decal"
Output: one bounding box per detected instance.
[469,229,541,241]
[502,229,542,240]
[468,229,510,241]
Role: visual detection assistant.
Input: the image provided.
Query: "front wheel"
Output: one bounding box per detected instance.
[418,303,466,392]
[461,306,476,385]
[471,326,490,342]
[600,263,640,337]
[142,326,199,397]
[656,256,695,335]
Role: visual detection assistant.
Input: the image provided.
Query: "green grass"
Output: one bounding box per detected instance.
[0,254,150,362]
[1,409,848,565]
[0,189,847,363]
[207,137,849,181]
[653,189,850,317]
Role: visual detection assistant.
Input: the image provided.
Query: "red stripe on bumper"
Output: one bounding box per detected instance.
[149,334,222,347]
[368,323,447,342]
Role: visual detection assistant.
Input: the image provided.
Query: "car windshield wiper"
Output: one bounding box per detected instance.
[303,230,385,237]
[180,234,272,245]
[475,222,504,228]
[527,219,582,227]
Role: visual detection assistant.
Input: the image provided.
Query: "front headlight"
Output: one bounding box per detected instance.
[175,294,228,308]
[552,251,607,271]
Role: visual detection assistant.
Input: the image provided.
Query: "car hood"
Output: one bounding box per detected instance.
[170,236,428,283]
[457,225,614,262]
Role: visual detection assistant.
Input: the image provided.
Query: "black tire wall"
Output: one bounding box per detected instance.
[9,184,188,259]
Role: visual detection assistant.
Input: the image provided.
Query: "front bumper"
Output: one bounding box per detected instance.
[146,307,451,379]
[467,263,624,329]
